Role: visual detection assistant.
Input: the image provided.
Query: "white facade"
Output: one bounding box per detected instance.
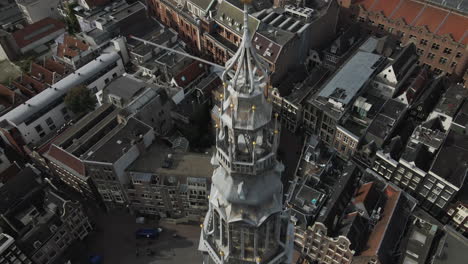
[0,51,124,145]
[16,0,61,23]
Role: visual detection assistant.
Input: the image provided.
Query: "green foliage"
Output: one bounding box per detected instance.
[64,85,97,115]
[64,3,81,34]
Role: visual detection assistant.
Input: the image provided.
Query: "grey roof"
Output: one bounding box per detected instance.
[433,226,468,264]
[430,130,468,188]
[366,99,406,145]
[214,1,261,35]
[398,217,438,264]
[104,75,146,103]
[434,84,468,117]
[83,117,152,163]
[0,52,120,125]
[317,51,383,106]
[188,0,216,11]
[453,100,468,127]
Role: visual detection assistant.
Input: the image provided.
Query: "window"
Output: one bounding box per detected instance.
[443,48,452,54]
[35,124,43,132]
[420,39,428,46]
[378,24,384,30]
[104,78,109,84]
[416,48,424,55]
[431,43,440,50]
[434,68,443,75]
[439,57,448,64]
[388,27,394,33]
[451,62,457,68]
[427,53,435,60]
[409,34,416,40]
[456,52,462,58]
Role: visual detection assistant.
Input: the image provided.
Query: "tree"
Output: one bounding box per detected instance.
[64,85,97,116]
[64,3,80,34]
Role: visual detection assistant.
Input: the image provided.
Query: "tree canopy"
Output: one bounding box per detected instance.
[64,85,97,116]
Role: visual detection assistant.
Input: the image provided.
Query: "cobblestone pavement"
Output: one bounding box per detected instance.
[70,209,203,264]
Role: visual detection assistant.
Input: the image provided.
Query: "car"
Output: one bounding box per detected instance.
[135,228,158,239]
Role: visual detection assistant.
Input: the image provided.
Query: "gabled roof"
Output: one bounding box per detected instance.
[188,0,216,11]
[31,63,54,85]
[12,17,65,48]
[83,0,111,8]
[46,144,85,176]
[214,0,261,35]
[44,59,67,75]
[57,35,90,59]
[430,129,468,188]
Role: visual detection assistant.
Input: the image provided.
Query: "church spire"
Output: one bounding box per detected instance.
[221,1,269,95]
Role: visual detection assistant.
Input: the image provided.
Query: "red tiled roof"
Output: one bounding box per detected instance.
[44,59,67,75]
[57,35,90,59]
[252,32,282,63]
[361,185,401,257]
[358,0,468,45]
[413,5,447,32]
[371,0,402,17]
[31,63,54,85]
[357,0,377,11]
[22,74,46,93]
[391,0,425,24]
[12,17,65,49]
[46,145,85,176]
[173,61,207,88]
[437,12,468,43]
[0,84,16,105]
[12,80,36,98]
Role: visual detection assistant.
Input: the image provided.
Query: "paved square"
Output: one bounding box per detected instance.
[71,210,203,264]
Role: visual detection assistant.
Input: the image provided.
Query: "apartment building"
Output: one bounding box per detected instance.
[148,0,339,84]
[16,0,61,23]
[419,130,468,215]
[126,145,212,222]
[303,45,387,145]
[0,233,32,264]
[347,0,468,84]
[0,166,92,264]
[427,83,468,131]
[44,104,120,198]
[0,51,124,148]
[300,182,413,264]
[446,202,468,236]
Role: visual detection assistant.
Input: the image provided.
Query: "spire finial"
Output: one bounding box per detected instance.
[221,0,269,95]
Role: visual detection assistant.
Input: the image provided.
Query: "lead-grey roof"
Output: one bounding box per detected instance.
[214,0,261,35]
[105,75,146,103]
[0,52,121,125]
[188,0,216,10]
[317,51,383,106]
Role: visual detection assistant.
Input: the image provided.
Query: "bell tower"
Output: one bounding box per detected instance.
[199,1,294,264]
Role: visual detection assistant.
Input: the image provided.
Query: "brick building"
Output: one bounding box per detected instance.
[342,0,468,84]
